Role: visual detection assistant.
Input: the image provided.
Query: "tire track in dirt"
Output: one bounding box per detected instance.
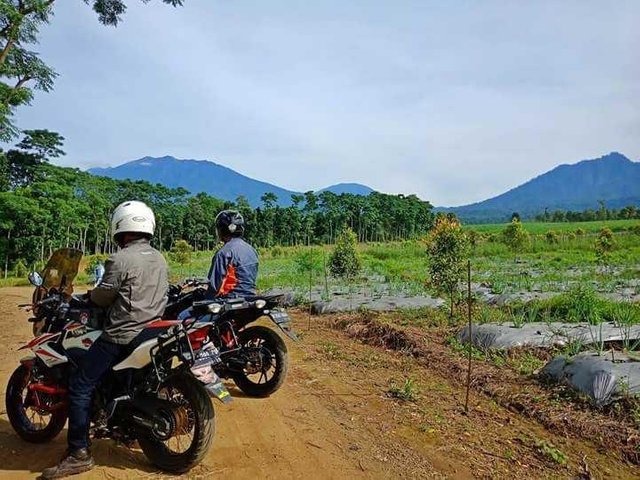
[0,287,446,479]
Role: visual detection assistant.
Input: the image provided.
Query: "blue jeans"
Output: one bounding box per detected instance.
[67,337,123,451]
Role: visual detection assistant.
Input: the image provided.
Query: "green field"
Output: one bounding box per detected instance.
[465,219,640,234]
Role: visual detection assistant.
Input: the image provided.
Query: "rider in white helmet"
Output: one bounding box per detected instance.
[43,200,168,479]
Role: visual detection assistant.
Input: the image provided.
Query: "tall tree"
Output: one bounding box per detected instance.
[1,0,186,140]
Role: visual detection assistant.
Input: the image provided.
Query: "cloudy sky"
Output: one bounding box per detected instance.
[13,0,640,206]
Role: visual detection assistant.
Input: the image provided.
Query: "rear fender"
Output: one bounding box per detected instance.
[267,309,298,341]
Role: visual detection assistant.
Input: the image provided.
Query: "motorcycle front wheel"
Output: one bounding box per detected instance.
[232,326,288,397]
[137,374,215,474]
[5,364,67,443]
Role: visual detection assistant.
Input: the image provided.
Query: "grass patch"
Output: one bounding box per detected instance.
[387,378,420,402]
[535,440,568,465]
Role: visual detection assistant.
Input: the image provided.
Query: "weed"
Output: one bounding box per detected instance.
[560,338,586,357]
[318,341,342,359]
[447,336,485,360]
[536,440,567,465]
[388,378,420,402]
[512,352,545,375]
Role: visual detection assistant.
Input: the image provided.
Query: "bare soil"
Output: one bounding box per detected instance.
[0,287,638,479]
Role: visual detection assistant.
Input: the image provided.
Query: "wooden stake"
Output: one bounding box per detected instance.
[465,259,472,414]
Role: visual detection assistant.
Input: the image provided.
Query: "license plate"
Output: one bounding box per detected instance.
[268,310,298,341]
[191,351,232,404]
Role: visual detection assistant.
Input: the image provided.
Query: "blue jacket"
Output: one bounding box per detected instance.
[207,237,259,298]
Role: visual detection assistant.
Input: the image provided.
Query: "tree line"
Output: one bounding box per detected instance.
[533,202,640,223]
[0,131,434,275]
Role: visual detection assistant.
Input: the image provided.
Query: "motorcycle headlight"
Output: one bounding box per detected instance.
[255,299,266,309]
[207,303,222,314]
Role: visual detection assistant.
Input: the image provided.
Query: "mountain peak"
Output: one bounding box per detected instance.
[318,183,374,195]
[440,152,640,222]
[88,156,376,206]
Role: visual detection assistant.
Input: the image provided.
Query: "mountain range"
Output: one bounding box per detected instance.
[439,152,640,222]
[89,156,373,206]
[88,152,640,222]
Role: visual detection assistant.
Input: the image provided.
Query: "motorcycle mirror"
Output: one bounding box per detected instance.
[28,271,43,287]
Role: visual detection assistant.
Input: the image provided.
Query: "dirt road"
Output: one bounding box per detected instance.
[0,287,638,479]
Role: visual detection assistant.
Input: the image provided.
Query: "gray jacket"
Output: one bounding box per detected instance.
[91,238,168,344]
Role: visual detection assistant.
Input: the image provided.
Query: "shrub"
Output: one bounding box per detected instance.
[329,227,361,279]
[13,259,28,278]
[545,230,559,244]
[575,228,585,236]
[425,217,469,317]
[84,253,109,275]
[170,239,194,266]
[567,232,577,241]
[595,227,615,265]
[388,378,419,402]
[502,218,530,255]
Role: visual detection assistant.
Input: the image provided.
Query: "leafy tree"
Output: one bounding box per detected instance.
[545,230,559,244]
[170,239,193,267]
[595,227,615,267]
[502,218,529,257]
[425,216,469,317]
[4,129,64,188]
[1,0,185,140]
[329,227,361,279]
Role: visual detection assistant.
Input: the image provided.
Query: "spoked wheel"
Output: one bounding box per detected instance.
[138,375,215,474]
[5,365,67,443]
[232,326,288,397]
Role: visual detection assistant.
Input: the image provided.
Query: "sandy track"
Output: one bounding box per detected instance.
[0,287,399,479]
[1,287,638,479]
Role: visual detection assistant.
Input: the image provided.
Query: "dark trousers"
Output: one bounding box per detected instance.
[67,337,123,451]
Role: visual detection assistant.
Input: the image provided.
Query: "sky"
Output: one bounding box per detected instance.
[13,0,640,206]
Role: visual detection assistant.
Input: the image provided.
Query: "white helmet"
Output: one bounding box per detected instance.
[111,200,156,239]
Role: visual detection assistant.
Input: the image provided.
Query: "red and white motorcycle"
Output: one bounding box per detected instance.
[5,248,230,474]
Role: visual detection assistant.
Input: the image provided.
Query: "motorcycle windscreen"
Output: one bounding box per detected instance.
[40,248,83,295]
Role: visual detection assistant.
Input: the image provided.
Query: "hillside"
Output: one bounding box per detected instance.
[441,152,640,222]
[89,156,299,206]
[89,156,375,206]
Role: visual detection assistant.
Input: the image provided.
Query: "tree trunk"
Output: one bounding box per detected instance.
[4,229,11,279]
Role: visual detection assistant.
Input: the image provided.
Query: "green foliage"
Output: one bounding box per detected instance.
[170,239,193,266]
[426,217,469,306]
[501,218,530,254]
[536,440,567,465]
[12,258,27,278]
[575,227,585,236]
[544,230,559,244]
[329,228,362,279]
[595,227,616,265]
[84,253,109,275]
[295,248,322,275]
[0,1,185,140]
[387,378,419,402]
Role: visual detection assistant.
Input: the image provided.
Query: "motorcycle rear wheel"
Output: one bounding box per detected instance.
[232,326,288,397]
[5,364,67,443]
[138,374,215,474]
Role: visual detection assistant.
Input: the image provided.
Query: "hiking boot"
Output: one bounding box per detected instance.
[41,448,95,479]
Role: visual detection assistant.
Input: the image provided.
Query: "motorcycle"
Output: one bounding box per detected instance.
[164,279,298,397]
[5,248,231,474]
